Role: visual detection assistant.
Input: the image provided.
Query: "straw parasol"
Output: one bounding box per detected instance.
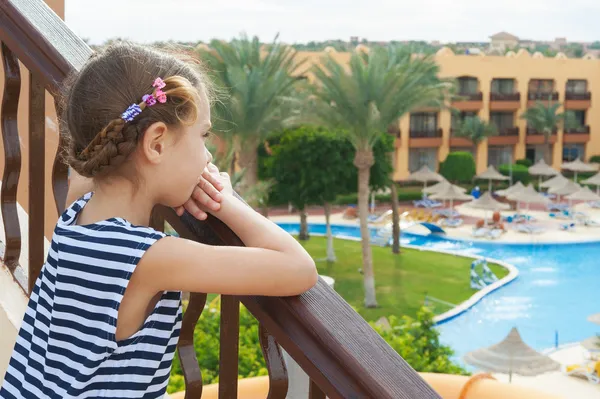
[463,327,560,382]
[581,172,600,195]
[466,191,510,224]
[528,159,558,189]
[429,184,473,211]
[406,165,444,190]
[476,165,510,192]
[580,335,600,354]
[507,184,551,213]
[423,179,467,195]
[496,181,525,197]
[548,180,581,196]
[561,158,597,181]
[540,173,569,190]
[587,313,600,325]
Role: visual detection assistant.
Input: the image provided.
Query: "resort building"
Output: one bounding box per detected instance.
[300,47,600,181]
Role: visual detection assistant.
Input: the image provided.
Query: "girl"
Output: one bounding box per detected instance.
[0,42,317,399]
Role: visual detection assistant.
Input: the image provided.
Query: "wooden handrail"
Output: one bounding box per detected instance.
[0,1,442,397]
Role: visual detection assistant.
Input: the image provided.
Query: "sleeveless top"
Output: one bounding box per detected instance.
[0,193,183,399]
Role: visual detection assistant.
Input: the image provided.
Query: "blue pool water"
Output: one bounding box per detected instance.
[277,222,600,364]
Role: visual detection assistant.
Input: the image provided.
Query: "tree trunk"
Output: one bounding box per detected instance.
[235,136,259,197]
[298,208,310,241]
[390,182,401,254]
[324,202,337,262]
[354,149,378,308]
[543,132,552,165]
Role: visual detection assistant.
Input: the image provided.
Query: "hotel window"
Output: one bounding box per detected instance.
[451,111,477,130]
[457,77,478,95]
[410,112,438,132]
[563,144,585,162]
[488,146,513,167]
[566,80,587,94]
[409,148,438,172]
[491,79,515,94]
[572,110,586,126]
[528,79,554,93]
[490,111,514,131]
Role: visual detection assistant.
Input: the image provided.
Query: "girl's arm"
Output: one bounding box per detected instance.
[138,193,318,296]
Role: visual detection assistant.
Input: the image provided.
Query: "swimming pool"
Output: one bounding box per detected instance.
[277,222,600,365]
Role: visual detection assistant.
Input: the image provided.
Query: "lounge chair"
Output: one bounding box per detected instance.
[515,224,545,234]
[442,218,463,228]
[584,219,600,227]
[588,201,600,209]
[368,209,393,225]
[371,224,392,247]
[559,222,576,231]
[413,198,443,209]
[487,228,504,240]
[547,203,570,212]
[472,227,490,238]
[562,361,600,384]
[549,210,576,220]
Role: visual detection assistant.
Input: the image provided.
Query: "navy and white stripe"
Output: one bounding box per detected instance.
[1,193,182,398]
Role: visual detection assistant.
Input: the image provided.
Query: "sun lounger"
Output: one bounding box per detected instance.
[442,218,463,228]
[562,361,600,384]
[559,222,576,231]
[588,201,600,209]
[432,209,460,218]
[472,227,490,238]
[371,224,392,246]
[487,228,504,240]
[584,219,600,227]
[547,203,570,212]
[549,210,576,220]
[413,198,443,209]
[515,224,545,234]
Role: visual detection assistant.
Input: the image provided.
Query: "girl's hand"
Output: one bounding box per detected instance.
[175,164,232,220]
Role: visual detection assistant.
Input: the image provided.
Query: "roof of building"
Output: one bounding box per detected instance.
[490,31,519,41]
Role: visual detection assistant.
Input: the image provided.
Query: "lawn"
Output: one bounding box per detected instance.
[299,236,508,322]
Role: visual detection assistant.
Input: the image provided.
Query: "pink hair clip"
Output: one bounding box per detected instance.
[153,78,166,89]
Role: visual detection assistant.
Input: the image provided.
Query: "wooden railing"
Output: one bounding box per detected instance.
[527,91,559,101]
[489,92,520,101]
[0,1,442,398]
[409,128,442,138]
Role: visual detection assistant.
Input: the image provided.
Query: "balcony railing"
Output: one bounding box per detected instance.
[564,125,590,134]
[526,127,557,135]
[409,128,442,138]
[489,92,520,101]
[565,92,591,101]
[0,1,442,398]
[528,92,559,101]
[498,127,519,136]
[455,91,483,101]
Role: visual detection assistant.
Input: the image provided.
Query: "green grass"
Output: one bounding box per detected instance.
[299,236,508,322]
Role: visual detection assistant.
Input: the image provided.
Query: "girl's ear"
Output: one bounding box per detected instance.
[140,121,169,164]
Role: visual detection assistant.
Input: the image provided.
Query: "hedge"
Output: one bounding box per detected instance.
[589,155,600,164]
[439,152,476,183]
[498,163,530,184]
[515,158,533,167]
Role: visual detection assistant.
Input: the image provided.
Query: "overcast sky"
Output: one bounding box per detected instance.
[65,0,600,45]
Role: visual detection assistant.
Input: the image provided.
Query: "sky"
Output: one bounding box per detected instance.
[65,0,600,45]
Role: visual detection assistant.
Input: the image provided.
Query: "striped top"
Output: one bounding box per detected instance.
[0,193,183,399]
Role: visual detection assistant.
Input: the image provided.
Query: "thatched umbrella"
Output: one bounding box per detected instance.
[507,184,551,214]
[423,179,467,195]
[528,159,558,189]
[429,184,473,212]
[565,186,600,208]
[466,191,510,224]
[561,158,597,181]
[548,180,581,197]
[540,173,569,190]
[581,172,600,195]
[406,165,444,191]
[476,165,510,192]
[587,313,600,325]
[464,327,560,382]
[496,181,525,197]
[580,335,600,354]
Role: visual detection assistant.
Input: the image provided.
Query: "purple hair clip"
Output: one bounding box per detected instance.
[120,77,168,122]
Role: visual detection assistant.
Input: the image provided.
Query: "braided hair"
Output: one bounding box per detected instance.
[60,42,212,178]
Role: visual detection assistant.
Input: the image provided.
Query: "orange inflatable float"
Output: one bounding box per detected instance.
[170,373,561,399]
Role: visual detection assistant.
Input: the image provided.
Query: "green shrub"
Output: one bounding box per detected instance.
[515,158,533,167]
[498,164,530,184]
[168,304,466,393]
[439,152,476,183]
[589,155,600,164]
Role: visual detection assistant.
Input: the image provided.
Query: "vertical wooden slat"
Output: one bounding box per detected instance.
[0,42,22,271]
[28,71,44,293]
[179,292,207,399]
[51,98,68,214]
[309,379,326,399]
[259,324,289,399]
[218,295,240,399]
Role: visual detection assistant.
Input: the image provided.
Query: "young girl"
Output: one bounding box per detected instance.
[0,42,317,399]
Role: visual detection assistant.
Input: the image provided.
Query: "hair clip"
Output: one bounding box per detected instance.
[119,77,168,122]
[121,104,142,122]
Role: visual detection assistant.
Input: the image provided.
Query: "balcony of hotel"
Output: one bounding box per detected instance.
[488,127,520,145]
[452,77,483,111]
[565,80,591,109]
[449,128,473,147]
[408,128,443,147]
[489,78,521,111]
[527,79,558,107]
[564,125,591,143]
[525,127,557,145]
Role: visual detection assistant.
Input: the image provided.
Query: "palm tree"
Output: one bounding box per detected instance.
[453,114,497,156]
[309,46,452,307]
[197,35,305,195]
[520,99,578,164]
